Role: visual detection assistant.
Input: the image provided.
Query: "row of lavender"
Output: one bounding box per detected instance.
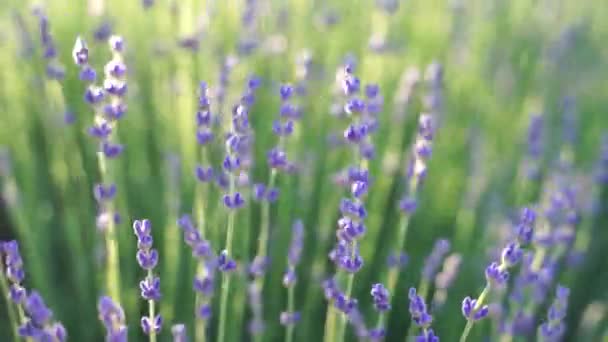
[1,1,607,342]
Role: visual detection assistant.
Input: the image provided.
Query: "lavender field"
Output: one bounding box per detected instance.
[0,0,607,341]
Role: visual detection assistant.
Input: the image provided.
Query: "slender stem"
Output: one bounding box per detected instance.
[148,269,157,342]
[98,151,121,303]
[256,168,277,290]
[323,306,337,342]
[285,285,295,342]
[387,214,411,291]
[0,272,19,340]
[217,176,236,342]
[459,286,490,342]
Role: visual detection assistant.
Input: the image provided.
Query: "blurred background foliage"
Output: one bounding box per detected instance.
[0,0,607,341]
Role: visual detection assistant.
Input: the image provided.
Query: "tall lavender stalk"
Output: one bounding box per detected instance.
[405,239,450,339]
[178,215,217,342]
[217,99,249,342]
[459,208,535,342]
[281,220,304,342]
[72,35,126,302]
[133,219,162,341]
[325,64,379,342]
[386,63,443,307]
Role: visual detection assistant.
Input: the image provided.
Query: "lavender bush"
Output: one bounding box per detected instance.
[1,1,607,341]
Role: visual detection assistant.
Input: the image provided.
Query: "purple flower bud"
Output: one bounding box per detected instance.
[280,311,301,325]
[139,276,161,300]
[171,324,187,342]
[217,250,237,272]
[371,283,391,312]
[408,288,432,328]
[461,296,489,321]
[195,165,214,182]
[197,304,212,320]
[72,36,89,65]
[223,192,245,209]
[485,262,509,285]
[141,314,163,335]
[102,142,124,158]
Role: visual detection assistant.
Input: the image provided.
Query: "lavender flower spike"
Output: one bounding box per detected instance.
[459,209,536,342]
[133,219,162,339]
[538,286,570,341]
[282,220,305,342]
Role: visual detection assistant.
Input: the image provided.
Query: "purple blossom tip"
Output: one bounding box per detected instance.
[461,296,489,321]
[280,311,301,325]
[141,314,162,335]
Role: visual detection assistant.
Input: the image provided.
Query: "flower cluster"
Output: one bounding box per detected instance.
[178,215,219,320]
[33,8,65,80]
[267,84,301,173]
[98,296,128,341]
[422,239,451,281]
[1,240,26,304]
[1,241,66,341]
[538,285,570,341]
[194,82,214,183]
[408,288,438,340]
[280,220,304,327]
[433,253,462,308]
[461,207,536,337]
[133,219,163,335]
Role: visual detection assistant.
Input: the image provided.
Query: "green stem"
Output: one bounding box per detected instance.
[323,306,338,342]
[256,168,277,290]
[148,269,157,342]
[0,272,19,340]
[459,286,490,342]
[387,214,411,292]
[285,285,296,342]
[98,151,121,303]
[217,176,236,342]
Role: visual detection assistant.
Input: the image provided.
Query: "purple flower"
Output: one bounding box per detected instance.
[387,252,409,269]
[408,288,432,328]
[416,328,439,342]
[171,324,187,342]
[422,239,451,281]
[485,262,509,285]
[195,165,214,183]
[538,285,569,341]
[24,291,53,326]
[516,207,536,245]
[280,311,301,325]
[370,283,391,312]
[98,296,127,341]
[217,250,237,272]
[248,283,265,335]
[141,314,163,335]
[140,276,161,301]
[461,296,489,321]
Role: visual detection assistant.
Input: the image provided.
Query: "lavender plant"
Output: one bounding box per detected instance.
[0,1,607,342]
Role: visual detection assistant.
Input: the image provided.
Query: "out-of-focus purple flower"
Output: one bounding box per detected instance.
[415,328,439,342]
[98,296,127,341]
[217,250,237,272]
[538,285,569,341]
[248,283,265,335]
[408,288,433,328]
[422,239,451,281]
[279,311,301,326]
[433,253,462,308]
[34,10,65,80]
[283,220,304,287]
[387,251,409,269]
[171,324,187,342]
[371,283,391,312]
